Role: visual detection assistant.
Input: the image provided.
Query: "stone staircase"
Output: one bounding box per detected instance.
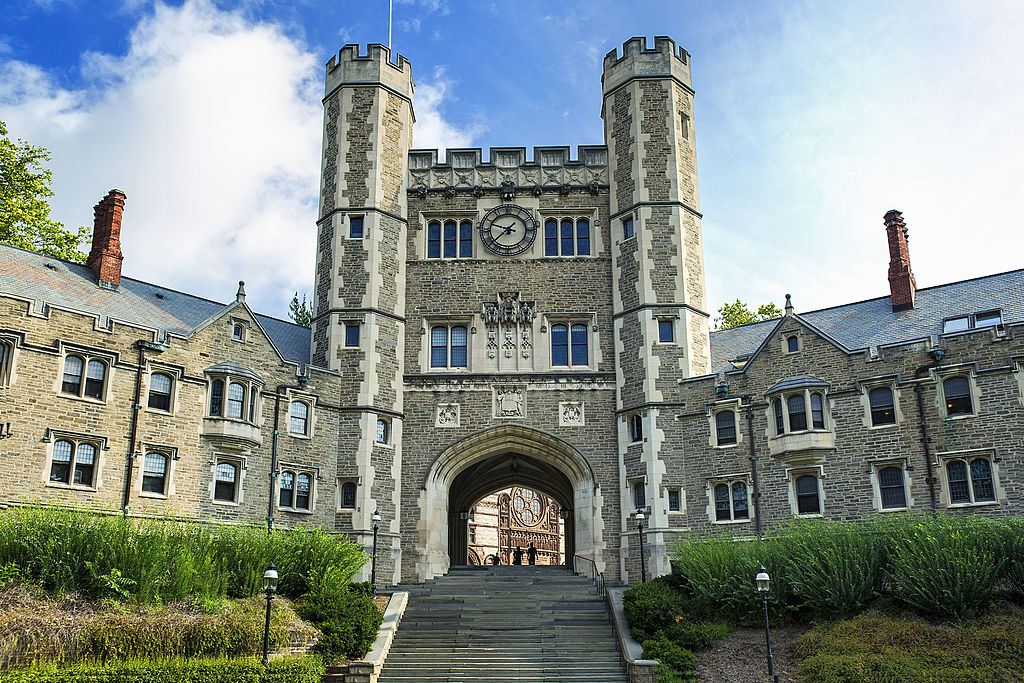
[376,565,627,683]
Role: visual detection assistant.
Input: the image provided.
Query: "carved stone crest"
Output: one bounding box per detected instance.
[494,386,525,418]
[559,401,585,427]
[436,403,460,428]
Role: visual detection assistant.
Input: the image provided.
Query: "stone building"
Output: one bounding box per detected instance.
[0,36,1022,587]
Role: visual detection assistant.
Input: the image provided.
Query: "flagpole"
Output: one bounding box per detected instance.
[388,0,393,50]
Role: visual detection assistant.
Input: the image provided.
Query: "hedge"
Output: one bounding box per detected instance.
[0,656,323,683]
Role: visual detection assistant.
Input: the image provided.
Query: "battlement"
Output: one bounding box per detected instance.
[408,146,607,171]
[601,35,691,94]
[406,146,609,193]
[324,43,414,97]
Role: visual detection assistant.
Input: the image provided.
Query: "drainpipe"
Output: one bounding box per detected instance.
[913,346,945,512]
[268,374,309,532]
[746,399,763,538]
[122,339,166,516]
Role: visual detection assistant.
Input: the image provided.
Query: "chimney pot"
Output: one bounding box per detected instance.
[87,189,126,290]
[884,209,916,312]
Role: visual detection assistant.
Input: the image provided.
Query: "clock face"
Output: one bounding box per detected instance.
[479,204,538,256]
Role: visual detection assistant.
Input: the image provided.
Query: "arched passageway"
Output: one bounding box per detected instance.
[415,424,604,581]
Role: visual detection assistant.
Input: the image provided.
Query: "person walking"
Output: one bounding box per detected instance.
[513,546,523,565]
[527,543,537,565]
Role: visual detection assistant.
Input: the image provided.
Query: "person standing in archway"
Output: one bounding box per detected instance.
[513,546,523,565]
[527,543,537,565]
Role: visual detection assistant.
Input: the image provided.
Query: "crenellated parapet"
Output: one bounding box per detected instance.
[324,43,414,99]
[601,35,692,95]
[406,145,608,198]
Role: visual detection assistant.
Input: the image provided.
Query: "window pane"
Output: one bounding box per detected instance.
[427,221,441,258]
[732,482,749,519]
[74,443,96,486]
[148,373,172,410]
[878,467,906,509]
[787,336,799,352]
[668,489,680,512]
[210,379,224,416]
[296,474,311,509]
[280,471,294,507]
[576,219,590,255]
[560,219,574,256]
[714,484,731,521]
[631,414,643,442]
[943,316,970,333]
[62,356,84,394]
[788,394,807,431]
[623,218,634,239]
[142,453,167,494]
[290,401,308,434]
[459,221,473,257]
[716,411,737,445]
[50,440,72,483]
[345,325,360,347]
[450,326,467,367]
[975,311,1001,328]
[969,459,995,502]
[350,216,364,238]
[227,382,245,419]
[943,377,972,415]
[810,393,825,429]
[795,475,820,514]
[658,320,673,342]
[376,419,388,444]
[215,463,237,501]
[634,483,646,510]
[869,388,895,426]
[0,342,10,386]
[545,219,558,255]
[774,398,784,435]
[443,221,457,258]
[946,461,970,503]
[570,324,588,365]
[341,482,356,508]
[84,361,105,399]
[551,324,568,366]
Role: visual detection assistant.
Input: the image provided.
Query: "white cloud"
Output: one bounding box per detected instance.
[412,66,486,153]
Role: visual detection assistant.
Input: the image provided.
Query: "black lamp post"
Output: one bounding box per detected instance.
[371,510,381,595]
[261,562,279,665]
[756,565,780,683]
[635,508,647,583]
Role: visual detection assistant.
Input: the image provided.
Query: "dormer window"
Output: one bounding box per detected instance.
[942,310,1002,334]
[232,324,245,341]
[786,335,799,353]
[766,376,835,463]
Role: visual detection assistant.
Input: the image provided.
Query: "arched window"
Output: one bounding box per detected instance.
[633,482,646,510]
[148,372,173,411]
[427,221,442,258]
[142,452,168,494]
[50,440,73,483]
[0,341,13,386]
[296,473,312,510]
[715,410,737,446]
[376,419,389,444]
[443,220,457,258]
[84,360,106,400]
[551,324,568,365]
[629,414,643,442]
[62,355,83,395]
[232,323,245,341]
[545,219,558,255]
[340,481,357,509]
[732,482,749,520]
[787,394,807,431]
[209,379,224,416]
[560,218,574,256]
[714,483,730,521]
[280,471,295,507]
[943,376,973,416]
[289,401,309,435]
[49,438,100,488]
[878,466,906,509]
[773,398,784,435]
[450,326,467,367]
[227,382,245,419]
[713,481,749,522]
[810,393,825,429]
[947,458,995,504]
[214,462,238,502]
[570,324,588,366]
[795,475,820,515]
[787,336,799,353]
[869,387,896,426]
[576,218,590,255]
[431,326,448,367]
[73,443,96,486]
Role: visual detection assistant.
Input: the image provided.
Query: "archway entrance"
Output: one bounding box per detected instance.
[466,487,566,567]
[415,424,604,581]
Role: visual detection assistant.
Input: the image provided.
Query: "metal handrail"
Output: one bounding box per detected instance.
[572,554,606,596]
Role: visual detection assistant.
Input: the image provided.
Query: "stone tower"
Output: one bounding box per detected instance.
[601,37,711,578]
[311,44,414,584]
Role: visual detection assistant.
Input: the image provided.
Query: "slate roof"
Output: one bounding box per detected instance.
[766,375,831,394]
[0,243,311,365]
[710,269,1024,375]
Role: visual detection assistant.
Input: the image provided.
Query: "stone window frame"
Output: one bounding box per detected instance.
[144,363,182,415]
[867,457,912,512]
[666,487,684,514]
[230,317,250,343]
[937,448,1002,508]
[421,211,477,260]
[707,398,742,449]
[542,313,597,371]
[540,210,597,258]
[941,309,1002,335]
[278,464,318,514]
[933,364,979,420]
[0,331,23,388]
[1015,358,1024,407]
[423,318,473,371]
[136,445,178,499]
[783,332,801,354]
[344,322,361,348]
[628,413,644,443]
[205,372,263,425]
[286,391,317,439]
[785,465,825,517]
[210,454,247,506]
[856,376,903,430]
[706,474,751,525]
[337,479,358,511]
[622,214,635,240]
[56,343,117,404]
[349,214,365,239]
[375,417,391,446]
[655,316,676,344]
[629,477,647,512]
[769,388,831,436]
[43,429,108,492]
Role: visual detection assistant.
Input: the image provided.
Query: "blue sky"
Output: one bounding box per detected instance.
[1,0,1021,321]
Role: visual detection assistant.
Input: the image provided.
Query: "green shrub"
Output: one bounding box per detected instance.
[660,618,727,651]
[0,655,323,683]
[622,577,688,642]
[1002,518,1024,598]
[887,514,1004,619]
[300,568,382,661]
[641,633,695,682]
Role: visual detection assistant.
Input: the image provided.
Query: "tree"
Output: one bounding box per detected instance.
[715,299,783,330]
[289,292,313,327]
[0,120,89,261]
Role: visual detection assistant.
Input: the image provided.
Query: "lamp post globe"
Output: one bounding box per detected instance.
[635,508,647,584]
[261,562,278,665]
[756,565,779,683]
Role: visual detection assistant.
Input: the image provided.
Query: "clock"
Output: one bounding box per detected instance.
[478,204,538,256]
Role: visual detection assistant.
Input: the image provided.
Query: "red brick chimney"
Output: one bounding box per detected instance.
[884,209,916,312]
[87,189,126,290]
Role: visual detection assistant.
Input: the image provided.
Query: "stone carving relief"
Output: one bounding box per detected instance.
[559,401,585,427]
[482,292,536,371]
[436,403,460,428]
[494,386,525,418]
